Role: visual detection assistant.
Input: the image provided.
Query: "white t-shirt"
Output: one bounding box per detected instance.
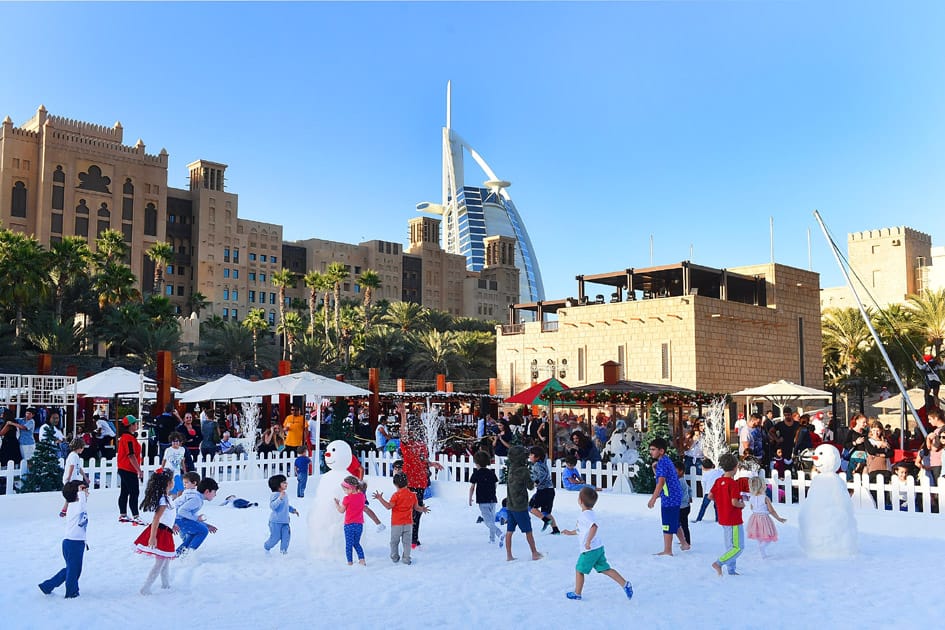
[748,493,769,515]
[575,508,603,552]
[64,492,89,541]
[158,496,177,528]
[163,446,186,474]
[96,418,116,438]
[308,418,318,442]
[702,468,724,496]
[63,452,84,484]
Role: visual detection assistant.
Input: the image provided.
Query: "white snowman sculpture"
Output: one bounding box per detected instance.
[799,444,858,558]
[308,440,353,559]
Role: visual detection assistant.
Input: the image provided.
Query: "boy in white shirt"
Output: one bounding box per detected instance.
[693,458,722,522]
[560,487,633,601]
[40,480,89,598]
[162,433,187,497]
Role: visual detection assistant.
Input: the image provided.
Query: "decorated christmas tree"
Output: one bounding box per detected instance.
[18,426,64,493]
[631,402,679,494]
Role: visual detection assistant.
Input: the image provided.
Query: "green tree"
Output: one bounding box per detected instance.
[187,291,209,318]
[47,236,92,324]
[0,229,48,338]
[356,269,382,332]
[277,311,305,361]
[145,241,175,295]
[822,307,873,387]
[242,308,270,368]
[293,333,332,372]
[125,324,182,367]
[906,288,945,357]
[93,261,139,309]
[94,228,129,266]
[632,402,678,494]
[425,308,454,333]
[201,321,254,373]
[26,315,85,355]
[453,330,495,379]
[381,301,429,334]
[17,427,64,493]
[357,325,409,374]
[407,329,463,379]
[271,268,295,359]
[303,270,324,336]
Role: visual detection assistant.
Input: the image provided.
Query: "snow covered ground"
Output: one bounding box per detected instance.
[1,474,941,630]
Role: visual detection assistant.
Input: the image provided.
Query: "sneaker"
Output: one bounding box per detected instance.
[541,517,550,532]
[498,539,504,549]
[411,543,419,550]
[59,509,67,518]
[499,518,507,525]
[623,581,634,600]
[119,515,131,523]
[551,527,560,535]
[132,516,146,526]
[476,516,484,524]
[376,523,386,533]
[38,584,53,595]
[566,592,582,600]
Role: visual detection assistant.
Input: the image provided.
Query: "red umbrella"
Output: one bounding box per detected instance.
[505,377,569,405]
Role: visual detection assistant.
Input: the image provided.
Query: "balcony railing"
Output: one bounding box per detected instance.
[500,324,524,335]
[541,321,559,332]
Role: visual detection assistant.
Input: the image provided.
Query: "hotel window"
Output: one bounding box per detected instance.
[97,220,110,239]
[249,290,256,303]
[121,223,132,242]
[260,273,266,283]
[271,256,277,264]
[75,217,89,237]
[224,248,230,263]
[144,203,157,236]
[10,181,27,217]
[249,272,256,282]
[224,269,230,278]
[661,342,671,379]
[269,292,276,304]
[223,289,230,300]
[232,290,238,301]
[165,286,173,297]
[232,269,239,279]
[51,213,63,234]
[231,309,238,321]
[222,307,229,319]
[52,166,65,210]
[260,254,267,262]
[249,253,256,261]
[268,311,276,325]
[167,265,174,275]
[233,248,239,263]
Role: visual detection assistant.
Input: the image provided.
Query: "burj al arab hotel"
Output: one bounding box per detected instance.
[416,82,545,305]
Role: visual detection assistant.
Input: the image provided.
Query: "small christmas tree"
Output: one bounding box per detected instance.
[18,426,64,493]
[632,402,679,494]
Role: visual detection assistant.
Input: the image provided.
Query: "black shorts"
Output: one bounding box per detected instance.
[528,488,555,515]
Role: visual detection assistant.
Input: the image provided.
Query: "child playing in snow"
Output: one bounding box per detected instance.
[504,445,543,562]
[373,472,429,565]
[334,475,368,565]
[221,494,258,508]
[264,474,299,555]
[745,475,786,558]
[134,469,178,595]
[561,487,633,602]
[60,438,89,517]
[162,433,187,497]
[173,472,219,557]
[528,446,560,534]
[646,438,683,556]
[39,480,89,598]
[675,461,692,550]
[468,450,503,545]
[294,446,312,498]
[770,447,791,479]
[562,455,599,491]
[709,453,750,576]
[693,458,721,522]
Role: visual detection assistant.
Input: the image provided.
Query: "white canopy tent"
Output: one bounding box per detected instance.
[178,374,255,403]
[62,367,179,425]
[731,379,833,408]
[246,372,372,477]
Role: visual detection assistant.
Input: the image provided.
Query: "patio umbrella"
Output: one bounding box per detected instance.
[731,379,832,408]
[872,388,933,411]
[505,377,569,405]
[246,372,371,478]
[178,374,255,403]
[71,367,161,398]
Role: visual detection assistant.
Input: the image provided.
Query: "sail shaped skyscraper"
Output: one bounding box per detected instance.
[417,82,545,305]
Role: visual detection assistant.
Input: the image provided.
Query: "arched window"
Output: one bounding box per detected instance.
[75,199,89,214]
[10,181,27,217]
[122,178,134,221]
[97,202,110,217]
[53,165,65,183]
[144,203,157,236]
[52,166,65,211]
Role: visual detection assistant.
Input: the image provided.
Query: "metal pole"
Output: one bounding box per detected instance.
[814,210,927,437]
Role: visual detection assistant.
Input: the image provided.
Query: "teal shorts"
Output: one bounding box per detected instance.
[575,546,611,574]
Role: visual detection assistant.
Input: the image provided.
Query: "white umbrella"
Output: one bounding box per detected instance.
[178,374,255,403]
[69,367,157,398]
[247,372,371,479]
[873,388,935,410]
[731,379,833,407]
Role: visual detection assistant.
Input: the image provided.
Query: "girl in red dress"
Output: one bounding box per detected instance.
[134,469,177,594]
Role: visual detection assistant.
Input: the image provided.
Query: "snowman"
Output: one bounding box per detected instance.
[308,440,353,559]
[798,444,858,558]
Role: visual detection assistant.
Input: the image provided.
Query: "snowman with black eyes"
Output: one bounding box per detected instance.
[798,444,858,558]
[308,440,353,559]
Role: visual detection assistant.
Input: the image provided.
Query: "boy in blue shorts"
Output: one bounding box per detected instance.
[561,487,633,601]
[646,437,682,556]
[504,445,543,561]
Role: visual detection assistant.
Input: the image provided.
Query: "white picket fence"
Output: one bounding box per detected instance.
[683,467,945,515]
[4,450,943,516]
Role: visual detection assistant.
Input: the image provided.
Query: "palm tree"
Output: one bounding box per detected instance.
[125,324,182,367]
[92,262,139,310]
[242,308,270,368]
[407,329,463,379]
[94,228,129,266]
[822,307,874,386]
[0,229,49,338]
[47,236,92,324]
[145,241,175,295]
[381,301,429,334]
[271,268,295,359]
[905,288,945,357]
[293,333,332,372]
[277,311,305,361]
[200,321,254,374]
[356,269,382,332]
[357,325,408,374]
[425,308,454,333]
[26,314,85,355]
[303,270,324,336]
[187,291,209,318]
[453,330,496,379]
[325,262,349,342]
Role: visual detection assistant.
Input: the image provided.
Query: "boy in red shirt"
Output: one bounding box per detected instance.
[708,453,750,576]
[373,472,429,565]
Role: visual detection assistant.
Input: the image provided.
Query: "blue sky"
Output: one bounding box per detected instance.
[3,1,945,301]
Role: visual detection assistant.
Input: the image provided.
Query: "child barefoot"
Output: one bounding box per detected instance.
[334,475,367,566]
[561,487,633,601]
[745,476,786,558]
[504,445,543,561]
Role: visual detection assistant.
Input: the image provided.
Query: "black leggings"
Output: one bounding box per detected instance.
[410,487,425,545]
[678,505,691,545]
[118,469,140,517]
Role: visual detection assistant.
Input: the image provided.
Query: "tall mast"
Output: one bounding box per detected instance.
[446,80,451,130]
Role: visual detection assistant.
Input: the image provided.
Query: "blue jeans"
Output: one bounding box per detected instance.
[264,522,291,553]
[297,473,308,498]
[344,523,364,563]
[683,456,702,474]
[694,496,717,522]
[40,539,85,597]
[176,518,209,553]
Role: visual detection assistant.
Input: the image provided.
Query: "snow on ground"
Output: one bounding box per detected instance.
[1,474,941,630]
